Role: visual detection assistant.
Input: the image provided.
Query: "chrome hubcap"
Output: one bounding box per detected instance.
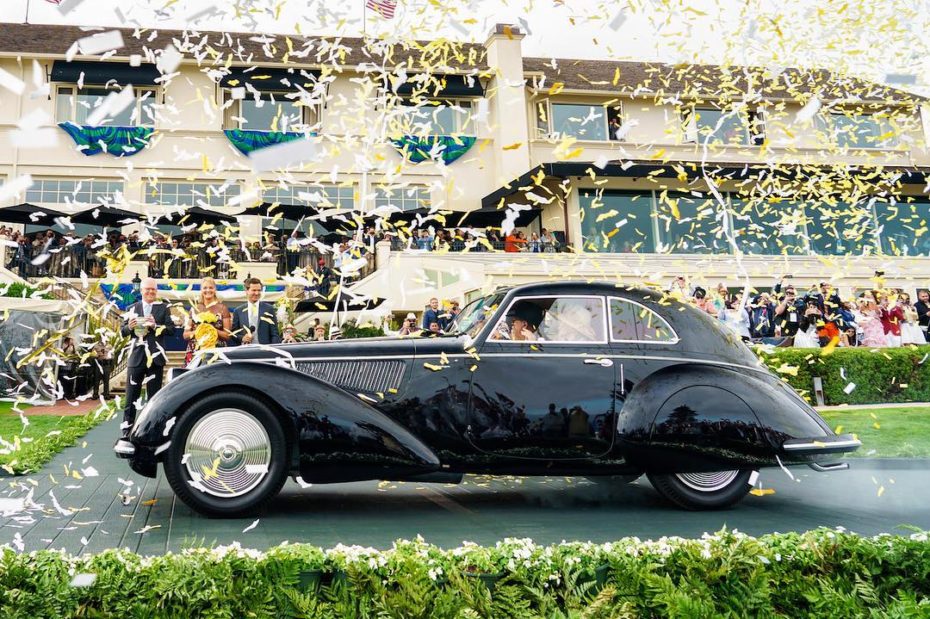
[183,408,271,498]
[675,470,740,492]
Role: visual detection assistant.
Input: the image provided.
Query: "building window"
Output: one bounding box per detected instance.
[683,107,764,146]
[580,190,656,253]
[805,200,877,256]
[548,103,609,141]
[655,192,729,254]
[223,90,318,132]
[55,85,157,126]
[145,182,241,208]
[816,112,897,149]
[261,184,354,209]
[398,99,474,135]
[25,178,124,205]
[875,199,930,256]
[730,197,808,255]
[374,185,431,212]
[537,101,623,141]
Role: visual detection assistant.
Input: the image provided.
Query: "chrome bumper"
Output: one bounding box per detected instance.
[113,439,135,457]
[782,433,861,455]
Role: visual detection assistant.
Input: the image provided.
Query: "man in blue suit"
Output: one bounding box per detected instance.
[230,277,281,346]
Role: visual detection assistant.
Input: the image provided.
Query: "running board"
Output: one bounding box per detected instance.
[808,462,849,472]
[395,471,464,484]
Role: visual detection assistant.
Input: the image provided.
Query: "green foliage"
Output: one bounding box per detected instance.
[1,530,929,618]
[0,282,53,300]
[755,344,930,405]
[339,319,385,339]
[0,403,115,475]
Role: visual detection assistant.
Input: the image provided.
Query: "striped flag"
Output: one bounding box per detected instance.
[366,0,397,19]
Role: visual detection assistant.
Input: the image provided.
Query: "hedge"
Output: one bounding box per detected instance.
[756,344,930,406]
[1,529,928,618]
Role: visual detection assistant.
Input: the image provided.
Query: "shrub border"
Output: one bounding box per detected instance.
[1,528,929,617]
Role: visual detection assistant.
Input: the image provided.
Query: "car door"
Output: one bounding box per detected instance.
[466,295,618,459]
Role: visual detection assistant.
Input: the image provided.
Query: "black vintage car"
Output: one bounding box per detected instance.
[116,281,859,517]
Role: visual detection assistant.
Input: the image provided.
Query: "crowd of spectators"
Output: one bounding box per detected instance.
[395,226,563,253]
[670,276,930,348]
[0,225,373,282]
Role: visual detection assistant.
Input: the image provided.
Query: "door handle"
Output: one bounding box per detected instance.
[583,358,613,367]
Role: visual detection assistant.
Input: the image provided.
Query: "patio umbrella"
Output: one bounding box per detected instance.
[449,205,543,229]
[0,203,66,225]
[159,206,237,227]
[71,205,143,227]
[294,295,385,313]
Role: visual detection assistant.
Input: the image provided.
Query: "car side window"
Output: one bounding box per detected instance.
[489,296,607,343]
[609,298,678,343]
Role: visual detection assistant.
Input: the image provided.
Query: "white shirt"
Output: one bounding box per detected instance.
[248,302,259,331]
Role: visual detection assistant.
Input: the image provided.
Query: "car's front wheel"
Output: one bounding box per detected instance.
[163,392,289,518]
[646,469,753,510]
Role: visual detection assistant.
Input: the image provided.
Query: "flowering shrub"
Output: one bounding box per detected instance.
[1,528,929,617]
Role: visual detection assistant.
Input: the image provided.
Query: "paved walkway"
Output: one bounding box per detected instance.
[0,414,928,556]
[20,399,109,416]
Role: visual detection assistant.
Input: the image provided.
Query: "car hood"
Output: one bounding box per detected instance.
[202,334,471,364]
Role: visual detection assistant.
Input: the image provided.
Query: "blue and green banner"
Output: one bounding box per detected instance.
[389,135,477,165]
[224,129,312,155]
[58,122,154,157]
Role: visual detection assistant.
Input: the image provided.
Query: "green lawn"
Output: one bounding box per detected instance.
[0,400,116,475]
[819,406,930,458]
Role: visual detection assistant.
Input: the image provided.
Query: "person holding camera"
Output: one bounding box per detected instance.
[398,312,421,336]
[773,277,805,337]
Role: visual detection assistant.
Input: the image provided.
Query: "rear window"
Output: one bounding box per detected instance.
[609,298,678,343]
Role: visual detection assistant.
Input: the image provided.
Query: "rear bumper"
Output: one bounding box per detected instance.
[782,433,861,456]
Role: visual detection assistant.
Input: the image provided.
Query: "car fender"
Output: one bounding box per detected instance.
[617,364,832,472]
[133,361,440,482]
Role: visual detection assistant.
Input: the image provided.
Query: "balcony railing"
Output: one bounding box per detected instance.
[11,241,375,282]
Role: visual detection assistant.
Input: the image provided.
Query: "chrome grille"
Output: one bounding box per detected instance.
[294,360,406,393]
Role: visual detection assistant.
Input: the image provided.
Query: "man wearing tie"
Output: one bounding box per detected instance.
[231,277,281,346]
[118,277,175,441]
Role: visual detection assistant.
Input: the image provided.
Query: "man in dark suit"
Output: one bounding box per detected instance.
[915,289,930,342]
[118,277,174,440]
[230,277,281,346]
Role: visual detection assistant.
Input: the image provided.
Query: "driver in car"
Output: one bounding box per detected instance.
[492,302,544,341]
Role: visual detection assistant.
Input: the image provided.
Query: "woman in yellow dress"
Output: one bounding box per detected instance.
[182,277,232,366]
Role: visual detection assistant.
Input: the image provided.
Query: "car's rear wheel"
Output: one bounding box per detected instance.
[163,392,289,518]
[646,469,753,510]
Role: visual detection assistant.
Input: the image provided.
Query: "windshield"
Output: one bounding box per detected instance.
[451,292,506,338]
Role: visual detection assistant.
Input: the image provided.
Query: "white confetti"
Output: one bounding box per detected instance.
[248,138,320,172]
[242,519,260,533]
[81,466,99,478]
[843,382,856,394]
[156,44,183,75]
[70,573,96,587]
[795,96,821,124]
[76,30,125,56]
[85,86,136,126]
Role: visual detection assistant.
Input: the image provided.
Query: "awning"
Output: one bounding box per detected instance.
[450,205,543,229]
[71,206,142,227]
[0,203,66,225]
[219,67,321,92]
[51,60,160,86]
[394,74,485,98]
[481,161,930,207]
[159,206,237,227]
